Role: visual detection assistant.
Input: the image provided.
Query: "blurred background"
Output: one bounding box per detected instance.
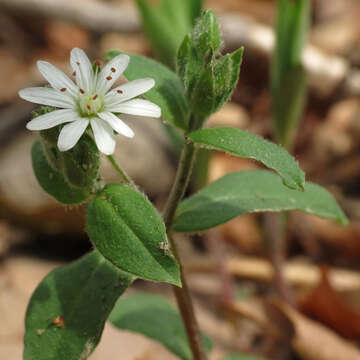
[2,0,360,359]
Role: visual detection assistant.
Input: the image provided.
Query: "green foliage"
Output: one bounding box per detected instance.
[173,170,348,232]
[110,292,211,360]
[134,0,203,67]
[86,183,181,286]
[271,0,310,147]
[188,127,305,190]
[176,10,243,128]
[24,251,133,360]
[31,140,91,204]
[60,134,100,189]
[107,50,188,130]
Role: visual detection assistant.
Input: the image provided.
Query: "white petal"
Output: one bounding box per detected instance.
[57,118,89,152]
[26,109,78,130]
[104,78,155,106]
[70,48,93,93]
[90,118,116,155]
[106,99,161,118]
[98,112,134,138]
[96,54,130,95]
[19,87,76,108]
[37,61,78,97]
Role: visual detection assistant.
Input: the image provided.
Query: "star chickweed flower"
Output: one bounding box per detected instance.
[18,48,161,155]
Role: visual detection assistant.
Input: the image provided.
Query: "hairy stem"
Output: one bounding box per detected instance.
[107,155,137,189]
[163,140,207,360]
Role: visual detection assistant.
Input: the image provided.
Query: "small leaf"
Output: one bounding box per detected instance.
[213,48,244,114]
[192,9,222,57]
[86,183,181,286]
[24,251,133,360]
[189,64,215,121]
[173,170,348,232]
[109,292,212,360]
[220,354,269,360]
[31,140,90,204]
[107,51,188,130]
[188,127,305,190]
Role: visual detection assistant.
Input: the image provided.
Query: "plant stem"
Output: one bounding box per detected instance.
[107,155,137,189]
[163,140,207,360]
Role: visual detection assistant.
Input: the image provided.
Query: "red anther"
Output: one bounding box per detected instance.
[87,104,91,111]
[95,60,101,67]
[80,89,85,94]
[117,90,123,94]
[76,61,80,65]
[106,76,112,81]
[72,71,76,76]
[93,94,98,100]
[111,67,116,72]
[60,88,66,92]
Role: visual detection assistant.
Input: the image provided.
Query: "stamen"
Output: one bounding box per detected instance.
[60,88,67,92]
[76,61,80,65]
[93,94,98,100]
[87,104,91,111]
[117,90,123,94]
[106,76,112,81]
[111,67,116,72]
[72,71,76,76]
[80,89,85,94]
[95,60,101,67]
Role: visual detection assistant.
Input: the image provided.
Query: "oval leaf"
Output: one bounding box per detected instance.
[86,183,181,286]
[24,251,133,360]
[173,170,348,232]
[106,51,188,130]
[188,127,305,190]
[109,292,212,360]
[32,140,90,204]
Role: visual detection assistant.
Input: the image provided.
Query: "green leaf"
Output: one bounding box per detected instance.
[221,354,269,360]
[31,140,90,204]
[271,0,310,147]
[213,48,244,114]
[109,292,212,360]
[172,170,348,232]
[24,251,133,360]
[192,9,222,57]
[86,183,181,286]
[188,127,305,190]
[273,65,307,149]
[185,0,203,24]
[135,0,187,68]
[106,50,188,130]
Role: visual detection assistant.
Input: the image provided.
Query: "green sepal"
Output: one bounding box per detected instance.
[31,140,91,204]
[60,134,100,189]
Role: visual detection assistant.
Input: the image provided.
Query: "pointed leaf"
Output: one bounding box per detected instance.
[24,251,133,360]
[86,183,181,286]
[188,127,305,190]
[213,48,244,113]
[173,170,348,232]
[109,292,212,360]
[31,140,90,204]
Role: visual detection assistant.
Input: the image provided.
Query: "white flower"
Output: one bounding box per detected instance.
[18,48,161,155]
